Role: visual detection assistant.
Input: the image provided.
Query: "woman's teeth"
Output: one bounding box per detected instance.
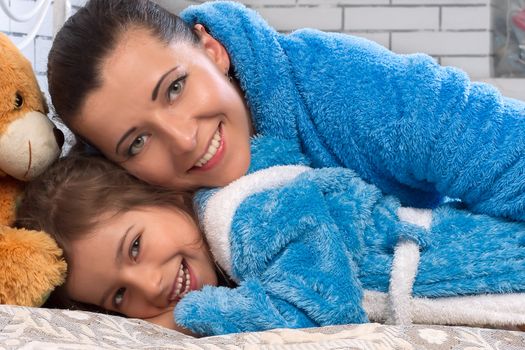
[195,129,221,168]
[173,262,191,300]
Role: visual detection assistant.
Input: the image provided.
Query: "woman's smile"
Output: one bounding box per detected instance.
[192,124,225,171]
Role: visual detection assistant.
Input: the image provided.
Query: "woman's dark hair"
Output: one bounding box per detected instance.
[48,0,199,127]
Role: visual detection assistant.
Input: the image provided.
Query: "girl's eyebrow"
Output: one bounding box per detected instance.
[151,66,180,101]
[116,224,135,264]
[98,224,135,307]
[99,286,111,308]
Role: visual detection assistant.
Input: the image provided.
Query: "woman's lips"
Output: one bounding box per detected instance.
[191,124,225,172]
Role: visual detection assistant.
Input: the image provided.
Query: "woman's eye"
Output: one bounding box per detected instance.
[128,135,149,157]
[114,287,125,307]
[167,76,186,103]
[130,235,141,260]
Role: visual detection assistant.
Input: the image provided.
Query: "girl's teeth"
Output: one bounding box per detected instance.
[181,268,191,297]
[174,264,184,296]
[173,263,191,299]
[195,129,221,167]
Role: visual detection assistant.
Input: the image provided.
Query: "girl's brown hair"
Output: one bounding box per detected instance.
[15,153,194,310]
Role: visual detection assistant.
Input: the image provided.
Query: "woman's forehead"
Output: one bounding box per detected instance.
[73,32,206,138]
[74,35,189,134]
[103,29,166,73]
[104,27,197,69]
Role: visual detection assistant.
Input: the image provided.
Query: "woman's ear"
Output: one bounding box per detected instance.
[194,24,231,74]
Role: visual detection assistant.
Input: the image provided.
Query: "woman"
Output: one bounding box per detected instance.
[48,0,525,219]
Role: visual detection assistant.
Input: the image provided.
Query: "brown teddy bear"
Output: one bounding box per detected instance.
[0,33,67,306]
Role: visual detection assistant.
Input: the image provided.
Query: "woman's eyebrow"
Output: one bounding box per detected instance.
[115,127,137,155]
[151,66,180,101]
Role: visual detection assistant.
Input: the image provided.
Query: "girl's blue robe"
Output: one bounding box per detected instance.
[174,137,525,336]
[181,1,525,219]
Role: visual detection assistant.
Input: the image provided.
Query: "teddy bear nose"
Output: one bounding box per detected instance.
[53,127,65,150]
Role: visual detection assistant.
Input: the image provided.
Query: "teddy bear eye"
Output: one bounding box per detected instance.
[14,92,24,109]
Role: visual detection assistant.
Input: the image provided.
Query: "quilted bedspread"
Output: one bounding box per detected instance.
[0,305,523,349]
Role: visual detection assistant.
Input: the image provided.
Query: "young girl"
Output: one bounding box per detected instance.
[15,154,221,335]
[47,0,525,221]
[15,147,525,337]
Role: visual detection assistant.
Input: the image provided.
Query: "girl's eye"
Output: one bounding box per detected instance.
[130,235,141,260]
[167,76,186,103]
[127,135,149,157]
[114,287,125,307]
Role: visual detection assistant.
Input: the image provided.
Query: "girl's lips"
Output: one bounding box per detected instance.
[191,125,225,172]
[169,260,190,302]
[169,260,198,303]
[185,262,197,292]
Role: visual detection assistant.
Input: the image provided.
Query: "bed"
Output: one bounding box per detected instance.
[1,304,524,349]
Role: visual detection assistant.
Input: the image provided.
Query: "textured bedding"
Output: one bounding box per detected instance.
[0,305,523,349]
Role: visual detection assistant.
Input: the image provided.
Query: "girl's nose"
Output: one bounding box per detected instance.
[126,266,163,302]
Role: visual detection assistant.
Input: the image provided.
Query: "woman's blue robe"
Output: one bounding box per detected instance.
[181,1,525,219]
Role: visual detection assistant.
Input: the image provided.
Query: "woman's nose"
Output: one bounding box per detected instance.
[158,115,198,153]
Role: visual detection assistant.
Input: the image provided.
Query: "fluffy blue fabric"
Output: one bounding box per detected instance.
[181,1,525,219]
[175,137,525,336]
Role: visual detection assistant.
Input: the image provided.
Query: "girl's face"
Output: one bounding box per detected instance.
[73,26,253,190]
[65,206,218,319]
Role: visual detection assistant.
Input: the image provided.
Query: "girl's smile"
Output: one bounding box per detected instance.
[169,259,193,302]
[73,26,253,190]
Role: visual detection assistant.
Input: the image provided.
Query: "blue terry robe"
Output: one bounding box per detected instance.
[174,136,525,336]
[181,1,525,219]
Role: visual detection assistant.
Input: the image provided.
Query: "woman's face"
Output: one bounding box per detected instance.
[65,206,218,319]
[73,26,253,190]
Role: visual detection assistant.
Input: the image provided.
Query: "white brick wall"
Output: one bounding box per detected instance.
[345,7,440,31]
[0,0,515,91]
[1,0,58,95]
[257,6,342,31]
[442,6,490,30]
[172,0,494,79]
